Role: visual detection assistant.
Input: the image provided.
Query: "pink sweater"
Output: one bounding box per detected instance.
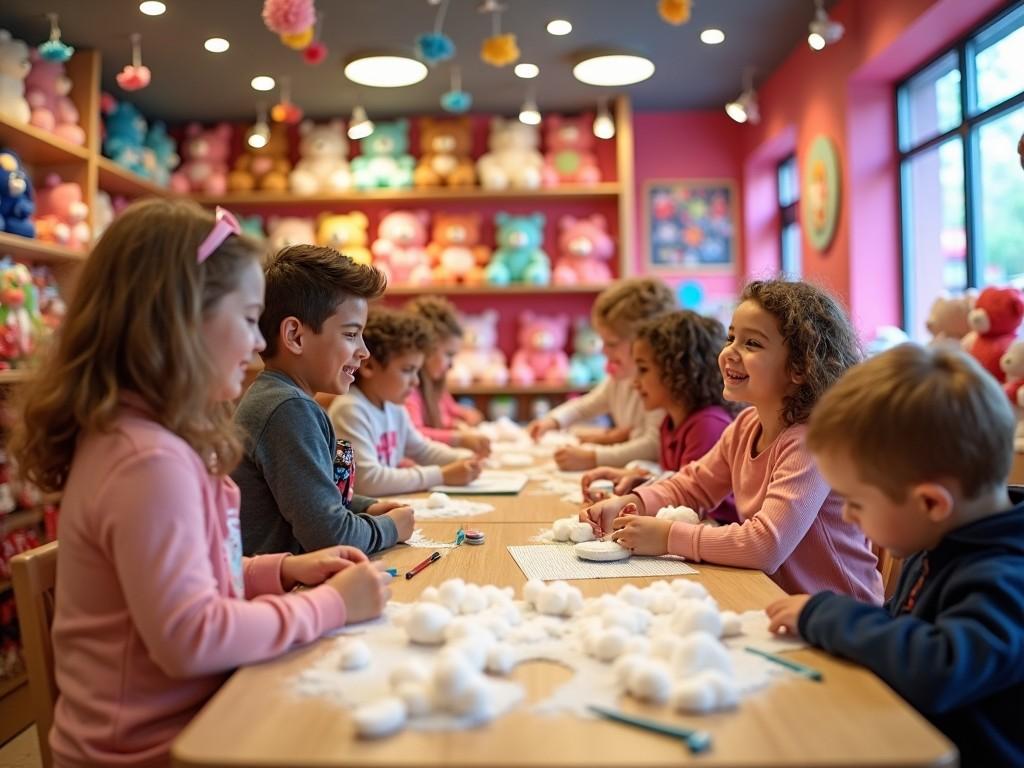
[404,387,465,445]
[50,400,346,768]
[636,407,883,603]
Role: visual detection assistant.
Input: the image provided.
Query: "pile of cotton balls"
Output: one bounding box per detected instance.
[549,515,597,543]
[655,505,701,524]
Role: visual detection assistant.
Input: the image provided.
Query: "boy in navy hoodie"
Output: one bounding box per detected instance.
[768,344,1024,768]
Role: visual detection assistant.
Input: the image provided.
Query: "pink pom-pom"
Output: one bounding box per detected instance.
[262,0,315,36]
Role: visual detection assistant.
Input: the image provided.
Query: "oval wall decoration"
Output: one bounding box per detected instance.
[802,134,841,252]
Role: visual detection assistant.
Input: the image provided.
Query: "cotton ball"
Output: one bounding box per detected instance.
[420,586,440,603]
[395,681,434,717]
[568,521,596,543]
[479,614,511,639]
[591,627,629,662]
[670,579,709,600]
[353,697,407,738]
[564,586,584,615]
[651,633,683,661]
[671,632,734,678]
[670,679,717,714]
[338,639,371,671]
[406,602,454,645]
[522,579,545,608]
[648,590,677,615]
[492,601,522,627]
[649,580,672,592]
[580,598,603,617]
[720,610,743,638]
[485,643,516,675]
[616,584,650,609]
[389,660,430,689]
[536,587,567,617]
[446,638,493,672]
[703,669,740,710]
[656,505,700,524]
[432,653,476,699]
[449,675,498,723]
[552,517,575,542]
[623,635,652,656]
[602,605,650,634]
[612,653,646,687]
[460,584,488,615]
[426,491,450,508]
[627,659,673,704]
[481,584,512,607]
[439,578,467,613]
[671,601,723,638]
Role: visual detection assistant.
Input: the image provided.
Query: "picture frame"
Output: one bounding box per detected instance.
[643,178,738,272]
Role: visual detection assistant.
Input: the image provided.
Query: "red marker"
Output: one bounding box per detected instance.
[406,551,441,580]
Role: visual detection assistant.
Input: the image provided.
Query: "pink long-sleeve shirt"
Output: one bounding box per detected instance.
[50,399,347,768]
[636,407,883,603]
[403,387,466,445]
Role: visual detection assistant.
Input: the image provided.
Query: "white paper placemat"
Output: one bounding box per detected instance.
[507,543,698,580]
[431,470,529,495]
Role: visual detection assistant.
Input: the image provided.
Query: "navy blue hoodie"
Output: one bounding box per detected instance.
[799,494,1024,768]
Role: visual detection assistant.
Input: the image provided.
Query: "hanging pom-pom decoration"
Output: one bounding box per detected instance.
[39,13,74,62]
[262,0,316,35]
[415,0,455,65]
[270,77,304,124]
[280,26,314,50]
[116,33,151,91]
[302,12,327,64]
[480,2,518,67]
[658,0,692,25]
[440,65,472,113]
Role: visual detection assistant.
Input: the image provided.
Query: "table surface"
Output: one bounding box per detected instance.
[173,480,956,767]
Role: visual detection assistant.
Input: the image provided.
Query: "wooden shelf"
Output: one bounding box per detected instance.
[193,182,621,208]
[97,157,172,198]
[0,510,44,537]
[0,116,90,165]
[0,672,26,699]
[450,384,590,396]
[0,369,33,385]
[0,232,88,265]
[385,283,607,296]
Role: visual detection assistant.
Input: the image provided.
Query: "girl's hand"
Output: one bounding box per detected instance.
[327,562,393,624]
[580,494,643,536]
[527,416,558,441]
[555,446,597,471]
[765,595,812,636]
[572,425,632,445]
[364,500,405,516]
[581,466,630,502]
[456,432,491,457]
[280,546,369,591]
[441,458,482,486]
[383,506,415,542]
[609,513,673,556]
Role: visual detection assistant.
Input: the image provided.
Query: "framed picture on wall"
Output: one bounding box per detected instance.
[643,179,738,272]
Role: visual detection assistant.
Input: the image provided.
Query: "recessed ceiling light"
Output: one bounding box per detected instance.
[573,54,654,87]
[204,37,229,53]
[344,54,428,88]
[700,28,725,45]
[139,1,166,15]
[514,63,539,79]
[250,75,275,91]
[547,19,572,36]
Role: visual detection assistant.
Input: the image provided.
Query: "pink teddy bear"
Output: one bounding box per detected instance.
[541,114,602,187]
[34,174,90,250]
[510,311,570,386]
[553,214,615,285]
[371,210,433,286]
[25,51,84,145]
[447,310,509,387]
[169,122,232,196]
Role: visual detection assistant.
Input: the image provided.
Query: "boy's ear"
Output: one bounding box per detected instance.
[279,316,306,355]
[912,482,955,523]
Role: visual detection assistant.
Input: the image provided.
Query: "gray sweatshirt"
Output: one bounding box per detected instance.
[232,370,399,556]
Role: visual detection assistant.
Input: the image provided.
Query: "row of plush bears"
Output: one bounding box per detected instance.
[0,152,92,250]
[447,310,606,390]
[260,210,615,287]
[0,260,63,368]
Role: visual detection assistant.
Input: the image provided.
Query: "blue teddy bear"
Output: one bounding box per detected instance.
[144,121,180,188]
[568,320,607,387]
[103,98,155,179]
[351,120,415,189]
[0,150,36,239]
[486,212,551,285]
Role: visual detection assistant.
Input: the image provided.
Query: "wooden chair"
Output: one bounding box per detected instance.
[873,543,904,602]
[11,541,58,768]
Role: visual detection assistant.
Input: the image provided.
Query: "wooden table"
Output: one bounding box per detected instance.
[173,513,956,767]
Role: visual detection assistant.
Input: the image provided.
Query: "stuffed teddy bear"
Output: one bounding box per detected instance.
[0,259,40,363]
[542,115,602,187]
[568,319,606,388]
[414,117,476,188]
[25,50,84,145]
[92,191,128,242]
[290,120,351,195]
[371,210,432,285]
[0,30,30,125]
[510,311,570,386]
[925,292,975,346]
[317,212,371,265]
[170,122,232,195]
[228,122,290,193]
[0,150,35,238]
[31,264,63,335]
[553,214,614,285]
[1001,340,1024,452]
[447,309,508,387]
[427,213,490,286]
[477,118,543,190]
[33,174,89,250]
[352,119,415,190]
[962,285,1024,382]
[102,97,155,179]
[144,121,179,188]
[267,216,316,251]
[487,212,550,285]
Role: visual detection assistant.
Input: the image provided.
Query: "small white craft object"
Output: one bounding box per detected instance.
[601,604,651,635]
[670,669,740,714]
[427,492,450,508]
[338,639,371,671]
[406,602,455,645]
[671,631,735,678]
[521,579,584,617]
[551,516,596,543]
[656,505,700,524]
[670,599,724,638]
[624,658,673,704]
[485,643,517,675]
[353,697,408,738]
[584,626,629,662]
[574,540,631,562]
[720,610,743,638]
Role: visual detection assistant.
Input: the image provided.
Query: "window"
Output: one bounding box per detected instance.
[898,2,1024,339]
[777,154,801,277]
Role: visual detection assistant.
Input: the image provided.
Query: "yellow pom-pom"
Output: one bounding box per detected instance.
[480,34,520,67]
[658,0,691,25]
[280,27,314,50]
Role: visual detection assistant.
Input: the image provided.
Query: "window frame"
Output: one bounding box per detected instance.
[777,153,801,277]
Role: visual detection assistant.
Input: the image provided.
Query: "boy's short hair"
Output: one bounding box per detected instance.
[363,308,432,368]
[260,245,386,358]
[405,295,463,342]
[807,343,1015,501]
[592,278,676,338]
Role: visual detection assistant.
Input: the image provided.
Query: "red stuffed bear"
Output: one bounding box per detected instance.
[963,286,1024,382]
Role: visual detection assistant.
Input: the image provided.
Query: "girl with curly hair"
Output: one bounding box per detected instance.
[583,279,883,603]
[581,310,738,523]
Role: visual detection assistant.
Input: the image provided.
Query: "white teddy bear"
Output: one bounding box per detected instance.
[289,120,352,195]
[0,30,31,125]
[476,118,544,190]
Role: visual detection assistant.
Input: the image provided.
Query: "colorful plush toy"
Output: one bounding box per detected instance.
[0,150,35,238]
[351,119,415,190]
[228,122,290,193]
[144,121,179,187]
[317,212,371,265]
[1001,340,1024,451]
[33,174,89,250]
[427,213,490,286]
[24,50,84,144]
[267,216,316,250]
[962,286,1024,382]
[568,319,606,388]
[102,97,154,179]
[290,120,351,194]
[487,212,550,285]
[0,31,30,125]
[477,118,543,190]
[31,265,64,334]
[510,311,570,386]
[92,190,128,242]
[0,259,41,364]
[542,114,602,187]
[553,214,614,285]
[925,293,975,346]
[414,117,476,188]
[170,122,232,195]
[371,210,432,285]
[447,309,508,387]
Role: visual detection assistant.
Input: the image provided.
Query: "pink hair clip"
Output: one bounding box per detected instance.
[197,206,241,263]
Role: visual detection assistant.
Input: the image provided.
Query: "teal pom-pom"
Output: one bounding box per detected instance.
[441,90,472,113]
[39,40,74,62]
[416,33,455,65]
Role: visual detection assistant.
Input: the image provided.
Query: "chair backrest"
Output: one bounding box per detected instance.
[11,541,58,768]
[873,543,904,602]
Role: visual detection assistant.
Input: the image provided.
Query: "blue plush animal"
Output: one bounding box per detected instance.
[144,121,179,187]
[102,96,154,179]
[486,212,550,285]
[351,119,415,189]
[568,319,607,387]
[0,150,35,238]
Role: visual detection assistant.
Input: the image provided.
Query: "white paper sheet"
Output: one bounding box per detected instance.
[507,543,698,580]
[431,470,529,495]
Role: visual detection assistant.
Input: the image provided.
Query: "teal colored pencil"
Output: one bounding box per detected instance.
[744,646,824,681]
[587,705,712,754]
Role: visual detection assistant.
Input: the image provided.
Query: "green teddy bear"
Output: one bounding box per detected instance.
[351,119,415,190]
[486,212,551,285]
